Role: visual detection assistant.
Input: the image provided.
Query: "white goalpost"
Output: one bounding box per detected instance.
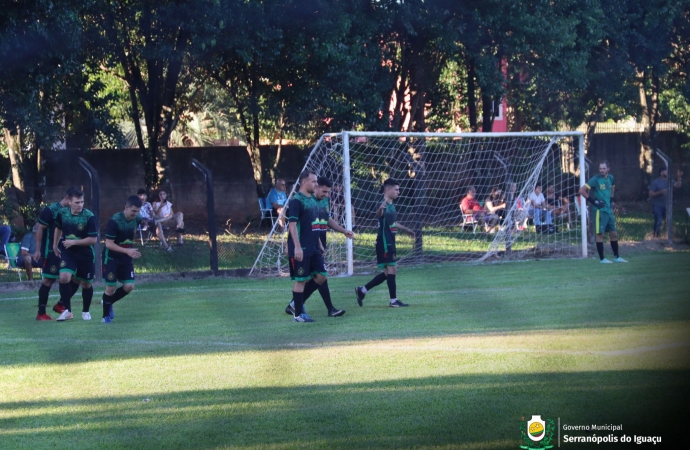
[250,131,587,277]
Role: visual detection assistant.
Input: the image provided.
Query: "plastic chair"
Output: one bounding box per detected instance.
[461,213,478,234]
[4,243,23,281]
[258,198,277,228]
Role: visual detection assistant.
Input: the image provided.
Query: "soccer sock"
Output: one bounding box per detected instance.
[59,282,73,312]
[365,273,387,291]
[70,281,80,297]
[82,286,93,313]
[293,291,305,316]
[317,280,335,311]
[38,284,51,315]
[611,240,619,258]
[111,286,130,303]
[596,242,604,260]
[102,293,114,318]
[386,274,397,300]
[302,279,319,303]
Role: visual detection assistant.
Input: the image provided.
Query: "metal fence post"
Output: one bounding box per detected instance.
[78,158,101,280]
[656,149,673,244]
[191,158,218,275]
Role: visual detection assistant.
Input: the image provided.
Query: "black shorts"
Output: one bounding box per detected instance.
[59,250,95,282]
[42,252,62,279]
[102,257,135,286]
[376,241,397,269]
[289,253,327,282]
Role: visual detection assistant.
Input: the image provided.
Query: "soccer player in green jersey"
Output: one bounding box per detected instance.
[53,189,98,321]
[285,176,353,317]
[355,178,415,307]
[33,187,81,320]
[579,161,627,263]
[101,195,143,323]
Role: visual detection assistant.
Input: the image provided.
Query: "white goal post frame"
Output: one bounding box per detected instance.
[250,130,587,277]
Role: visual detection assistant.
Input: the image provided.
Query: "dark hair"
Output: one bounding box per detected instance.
[137,188,147,196]
[317,176,332,188]
[466,185,476,195]
[599,160,609,168]
[68,188,84,199]
[126,195,143,208]
[379,178,399,193]
[535,183,542,189]
[299,170,316,182]
[659,167,667,175]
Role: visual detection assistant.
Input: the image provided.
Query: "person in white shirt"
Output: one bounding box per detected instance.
[527,183,552,225]
[137,189,172,251]
[152,190,184,245]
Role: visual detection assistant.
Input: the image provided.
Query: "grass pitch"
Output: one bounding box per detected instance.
[1,252,689,449]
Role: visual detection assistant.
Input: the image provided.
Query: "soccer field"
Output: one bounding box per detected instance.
[1,252,689,449]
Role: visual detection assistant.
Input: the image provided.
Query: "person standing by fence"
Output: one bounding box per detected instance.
[648,168,683,238]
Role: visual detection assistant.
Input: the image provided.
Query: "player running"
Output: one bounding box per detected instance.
[355,178,415,307]
[101,195,143,323]
[285,176,353,317]
[53,189,98,321]
[578,160,627,264]
[33,187,81,320]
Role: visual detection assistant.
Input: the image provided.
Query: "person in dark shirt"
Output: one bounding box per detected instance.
[34,187,81,321]
[53,188,98,321]
[355,178,415,308]
[101,195,142,323]
[648,167,683,237]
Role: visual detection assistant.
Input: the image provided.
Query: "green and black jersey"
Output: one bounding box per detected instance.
[287,192,320,257]
[585,174,615,213]
[36,201,63,259]
[55,208,98,261]
[103,212,142,263]
[377,202,398,253]
[315,196,330,247]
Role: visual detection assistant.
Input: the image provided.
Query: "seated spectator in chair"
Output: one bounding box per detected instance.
[137,189,172,252]
[460,187,497,232]
[152,190,184,245]
[266,178,288,226]
[545,184,571,229]
[18,224,42,280]
[527,183,552,226]
[485,186,506,229]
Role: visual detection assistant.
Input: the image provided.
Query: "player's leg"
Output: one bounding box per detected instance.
[594,209,610,263]
[355,240,390,306]
[36,278,55,320]
[652,205,664,238]
[385,264,407,307]
[75,259,95,320]
[56,252,78,320]
[608,215,626,262]
[308,255,344,316]
[289,257,314,322]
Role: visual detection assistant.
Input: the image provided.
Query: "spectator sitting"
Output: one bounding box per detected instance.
[460,186,497,232]
[152,190,184,245]
[545,184,571,229]
[266,178,288,226]
[0,223,10,256]
[137,189,172,252]
[18,223,42,280]
[485,186,506,228]
[527,183,552,226]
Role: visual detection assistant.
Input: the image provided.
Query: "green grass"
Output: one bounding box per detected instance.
[1,252,689,448]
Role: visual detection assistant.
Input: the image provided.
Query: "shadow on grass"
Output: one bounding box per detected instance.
[0,370,687,449]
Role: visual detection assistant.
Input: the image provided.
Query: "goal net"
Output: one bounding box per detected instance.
[250,132,586,277]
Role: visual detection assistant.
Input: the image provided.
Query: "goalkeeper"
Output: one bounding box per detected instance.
[355,178,415,307]
[578,161,627,263]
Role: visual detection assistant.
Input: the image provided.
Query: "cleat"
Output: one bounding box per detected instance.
[101,316,112,324]
[293,313,315,323]
[109,304,115,320]
[613,257,628,263]
[82,312,91,321]
[600,258,613,264]
[389,299,409,308]
[52,303,66,314]
[328,308,346,317]
[285,301,295,316]
[355,286,366,306]
[36,313,53,321]
[56,311,73,321]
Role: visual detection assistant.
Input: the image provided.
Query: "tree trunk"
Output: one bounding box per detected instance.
[481,93,495,132]
[4,127,25,198]
[467,61,478,132]
[638,70,655,192]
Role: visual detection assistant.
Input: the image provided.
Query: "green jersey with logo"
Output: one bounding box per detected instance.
[104,212,142,263]
[37,201,63,258]
[315,196,330,246]
[377,202,398,253]
[55,207,98,261]
[585,174,615,213]
[287,192,320,256]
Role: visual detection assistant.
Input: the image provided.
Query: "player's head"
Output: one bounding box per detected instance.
[599,161,609,176]
[275,179,286,191]
[63,186,80,202]
[466,186,476,198]
[124,195,142,220]
[298,170,317,194]
[68,188,85,214]
[315,176,332,200]
[534,183,542,194]
[137,188,148,203]
[381,178,400,200]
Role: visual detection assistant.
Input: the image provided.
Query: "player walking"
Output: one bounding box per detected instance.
[33,187,81,320]
[285,176,352,317]
[53,189,98,321]
[579,161,627,263]
[355,178,415,307]
[101,196,143,323]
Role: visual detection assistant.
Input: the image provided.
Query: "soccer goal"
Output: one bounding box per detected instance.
[250,131,587,277]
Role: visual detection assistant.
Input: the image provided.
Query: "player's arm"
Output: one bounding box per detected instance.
[53,227,62,257]
[395,222,415,238]
[377,200,387,217]
[288,222,302,261]
[33,223,46,261]
[105,239,141,259]
[327,218,354,239]
[63,236,97,249]
[579,184,604,208]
